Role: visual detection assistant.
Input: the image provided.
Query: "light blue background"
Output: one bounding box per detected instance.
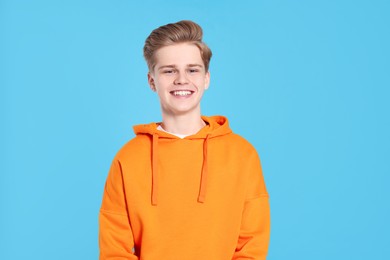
[1,0,389,259]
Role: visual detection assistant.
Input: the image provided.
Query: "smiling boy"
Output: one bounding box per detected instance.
[148,42,210,135]
[99,20,270,260]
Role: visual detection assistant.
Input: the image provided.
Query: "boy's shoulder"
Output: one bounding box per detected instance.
[222,132,259,155]
[114,134,151,161]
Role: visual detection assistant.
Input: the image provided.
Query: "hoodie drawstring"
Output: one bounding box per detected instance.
[198,134,209,203]
[151,133,210,205]
[151,134,159,206]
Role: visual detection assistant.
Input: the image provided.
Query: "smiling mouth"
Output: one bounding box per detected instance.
[170,90,194,96]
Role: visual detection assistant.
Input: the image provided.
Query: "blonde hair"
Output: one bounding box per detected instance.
[143,20,212,72]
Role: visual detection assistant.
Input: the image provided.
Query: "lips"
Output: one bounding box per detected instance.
[170,90,194,96]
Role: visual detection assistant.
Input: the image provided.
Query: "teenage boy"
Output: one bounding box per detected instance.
[99,20,270,260]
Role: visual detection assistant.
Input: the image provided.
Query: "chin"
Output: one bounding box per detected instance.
[171,106,200,115]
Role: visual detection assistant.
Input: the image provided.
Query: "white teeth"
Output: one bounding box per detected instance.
[172,90,192,96]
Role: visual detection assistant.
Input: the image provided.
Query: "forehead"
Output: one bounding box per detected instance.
[154,43,203,66]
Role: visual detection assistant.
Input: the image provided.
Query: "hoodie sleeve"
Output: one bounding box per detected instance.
[99,159,139,260]
[233,152,271,260]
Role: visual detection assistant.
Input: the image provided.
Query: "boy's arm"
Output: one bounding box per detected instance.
[233,152,271,260]
[99,159,139,260]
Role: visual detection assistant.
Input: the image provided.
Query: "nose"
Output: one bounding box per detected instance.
[174,71,189,85]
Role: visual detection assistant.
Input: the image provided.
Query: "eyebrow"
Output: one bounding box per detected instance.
[157,65,176,71]
[157,64,204,70]
[187,64,203,68]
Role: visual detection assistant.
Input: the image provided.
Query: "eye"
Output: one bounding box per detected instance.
[189,68,199,73]
[163,70,174,74]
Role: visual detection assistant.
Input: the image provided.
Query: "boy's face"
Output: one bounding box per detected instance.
[148,43,210,117]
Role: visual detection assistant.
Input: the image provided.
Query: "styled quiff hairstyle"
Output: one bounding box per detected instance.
[143,20,212,72]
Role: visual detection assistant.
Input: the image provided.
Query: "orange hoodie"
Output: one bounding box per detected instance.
[99,115,270,260]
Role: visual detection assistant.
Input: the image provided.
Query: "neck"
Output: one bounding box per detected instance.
[161,110,206,135]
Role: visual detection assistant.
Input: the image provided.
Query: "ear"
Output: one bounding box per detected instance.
[204,71,210,90]
[147,72,156,92]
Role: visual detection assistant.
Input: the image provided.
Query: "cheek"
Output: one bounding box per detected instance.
[154,78,170,89]
[199,79,208,89]
[191,76,207,87]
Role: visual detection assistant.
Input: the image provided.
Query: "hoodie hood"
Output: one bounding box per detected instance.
[133,115,232,139]
[133,115,232,205]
